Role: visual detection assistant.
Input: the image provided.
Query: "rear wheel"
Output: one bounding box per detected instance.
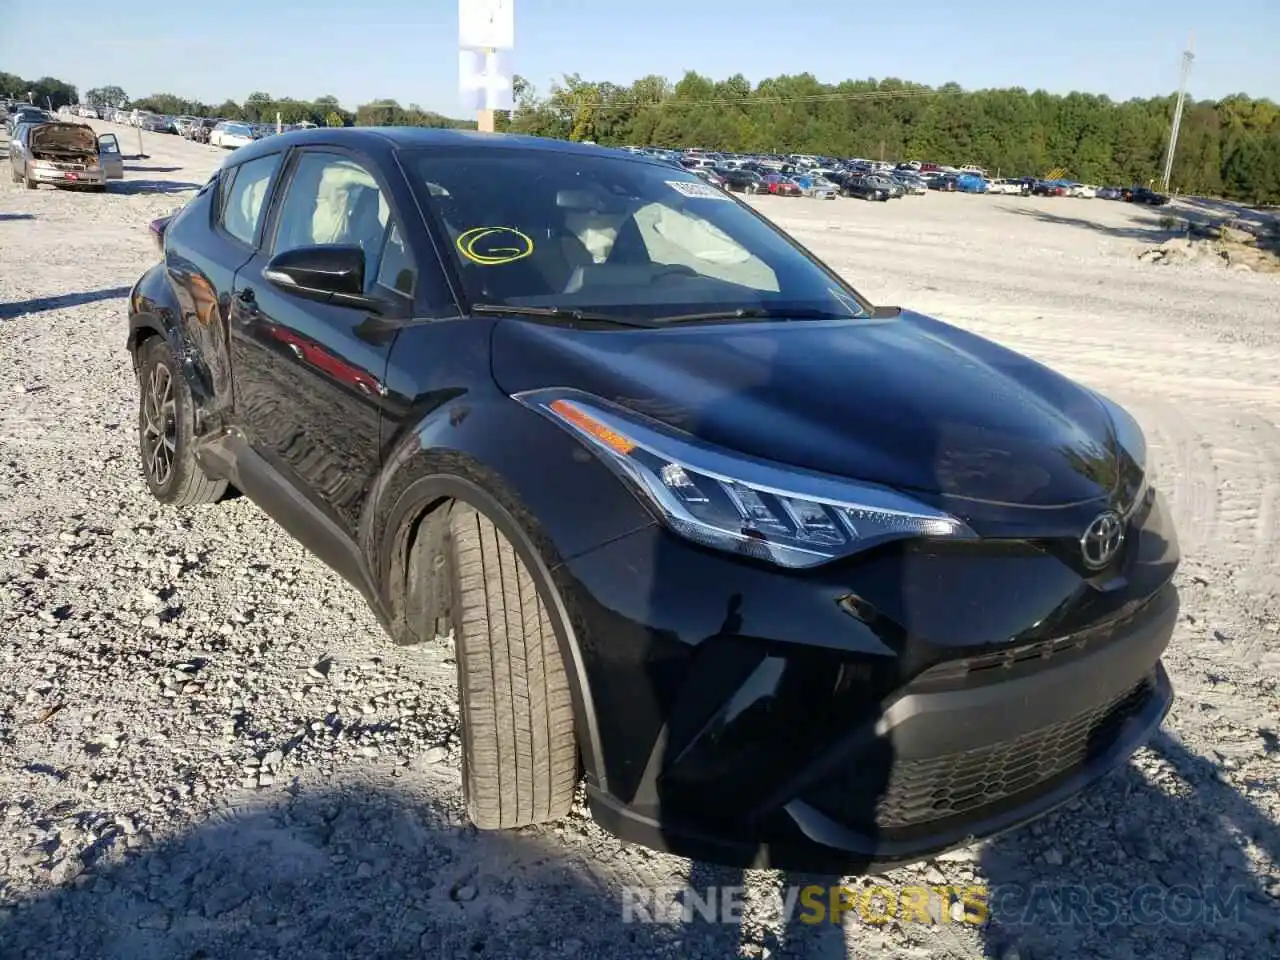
[448,504,578,829]
[136,337,228,506]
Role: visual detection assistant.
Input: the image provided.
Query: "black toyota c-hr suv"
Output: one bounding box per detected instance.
[127,127,1178,872]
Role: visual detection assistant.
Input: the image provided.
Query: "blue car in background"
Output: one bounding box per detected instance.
[792,172,839,199]
[956,173,988,193]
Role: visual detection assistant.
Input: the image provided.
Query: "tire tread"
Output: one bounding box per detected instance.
[450,507,577,829]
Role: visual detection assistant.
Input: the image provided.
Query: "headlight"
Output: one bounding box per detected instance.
[515,388,976,569]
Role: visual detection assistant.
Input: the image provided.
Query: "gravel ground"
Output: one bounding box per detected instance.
[1,124,1278,960]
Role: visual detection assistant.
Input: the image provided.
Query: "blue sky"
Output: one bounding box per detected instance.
[2,1,1276,117]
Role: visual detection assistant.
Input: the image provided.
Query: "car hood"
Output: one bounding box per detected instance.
[491,310,1123,509]
[30,123,97,153]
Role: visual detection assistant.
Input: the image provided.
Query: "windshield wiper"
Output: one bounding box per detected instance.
[470,303,655,328]
[652,306,863,324]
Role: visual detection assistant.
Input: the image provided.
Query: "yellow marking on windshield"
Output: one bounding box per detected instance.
[456,226,534,265]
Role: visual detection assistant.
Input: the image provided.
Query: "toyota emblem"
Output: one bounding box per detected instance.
[1080,511,1124,570]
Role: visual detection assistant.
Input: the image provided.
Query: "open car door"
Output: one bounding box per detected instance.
[97,133,124,180]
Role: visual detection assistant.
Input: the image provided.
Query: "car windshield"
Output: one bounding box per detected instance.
[402,147,870,323]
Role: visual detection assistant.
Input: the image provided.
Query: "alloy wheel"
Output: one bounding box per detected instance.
[142,362,177,487]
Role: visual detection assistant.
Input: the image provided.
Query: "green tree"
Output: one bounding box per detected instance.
[85,85,129,110]
[11,66,1277,203]
[501,71,1280,203]
[29,76,78,110]
[213,100,245,120]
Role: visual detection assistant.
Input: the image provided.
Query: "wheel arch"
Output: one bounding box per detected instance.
[127,275,217,433]
[380,468,609,794]
[127,311,170,369]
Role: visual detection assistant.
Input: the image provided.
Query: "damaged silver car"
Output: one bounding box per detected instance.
[8,121,124,191]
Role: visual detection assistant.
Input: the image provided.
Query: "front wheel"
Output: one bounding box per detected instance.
[448,505,579,830]
[136,337,228,506]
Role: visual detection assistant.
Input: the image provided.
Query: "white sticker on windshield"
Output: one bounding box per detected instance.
[666,179,732,201]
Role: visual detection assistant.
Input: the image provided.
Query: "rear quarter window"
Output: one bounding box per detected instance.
[217,153,283,247]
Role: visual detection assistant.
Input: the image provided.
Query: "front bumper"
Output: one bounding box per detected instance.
[29,165,105,186]
[557,490,1179,873]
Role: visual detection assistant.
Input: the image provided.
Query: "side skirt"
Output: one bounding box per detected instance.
[196,428,393,634]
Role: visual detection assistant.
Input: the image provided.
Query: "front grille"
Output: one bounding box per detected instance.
[803,676,1155,834]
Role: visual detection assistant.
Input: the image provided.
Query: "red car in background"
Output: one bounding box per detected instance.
[763,174,802,196]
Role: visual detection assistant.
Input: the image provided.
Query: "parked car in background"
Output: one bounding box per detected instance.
[986,178,1024,196]
[1032,180,1067,197]
[209,121,257,150]
[9,121,123,190]
[1096,186,1123,200]
[1061,183,1095,198]
[185,118,217,143]
[890,172,928,195]
[6,105,52,135]
[127,126,1178,873]
[692,167,729,191]
[929,174,959,192]
[792,172,839,199]
[1127,186,1170,206]
[864,174,904,199]
[764,174,802,196]
[132,112,168,133]
[717,168,767,194]
[842,174,891,201]
[955,173,988,193]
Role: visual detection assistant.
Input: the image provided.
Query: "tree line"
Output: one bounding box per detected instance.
[500,71,1279,204]
[0,71,475,132]
[5,68,1277,203]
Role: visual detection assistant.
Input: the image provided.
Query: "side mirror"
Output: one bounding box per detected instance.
[262,245,381,312]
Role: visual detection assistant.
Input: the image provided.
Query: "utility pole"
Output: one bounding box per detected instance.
[1161,32,1195,193]
[477,48,496,132]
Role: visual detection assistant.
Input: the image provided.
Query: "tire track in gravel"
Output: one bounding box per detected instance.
[1136,396,1219,559]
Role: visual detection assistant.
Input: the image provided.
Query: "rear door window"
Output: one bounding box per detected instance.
[219,153,282,247]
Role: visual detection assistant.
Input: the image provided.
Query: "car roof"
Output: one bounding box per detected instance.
[224,125,663,168]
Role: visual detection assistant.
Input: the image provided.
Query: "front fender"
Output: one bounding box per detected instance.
[365,391,657,794]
